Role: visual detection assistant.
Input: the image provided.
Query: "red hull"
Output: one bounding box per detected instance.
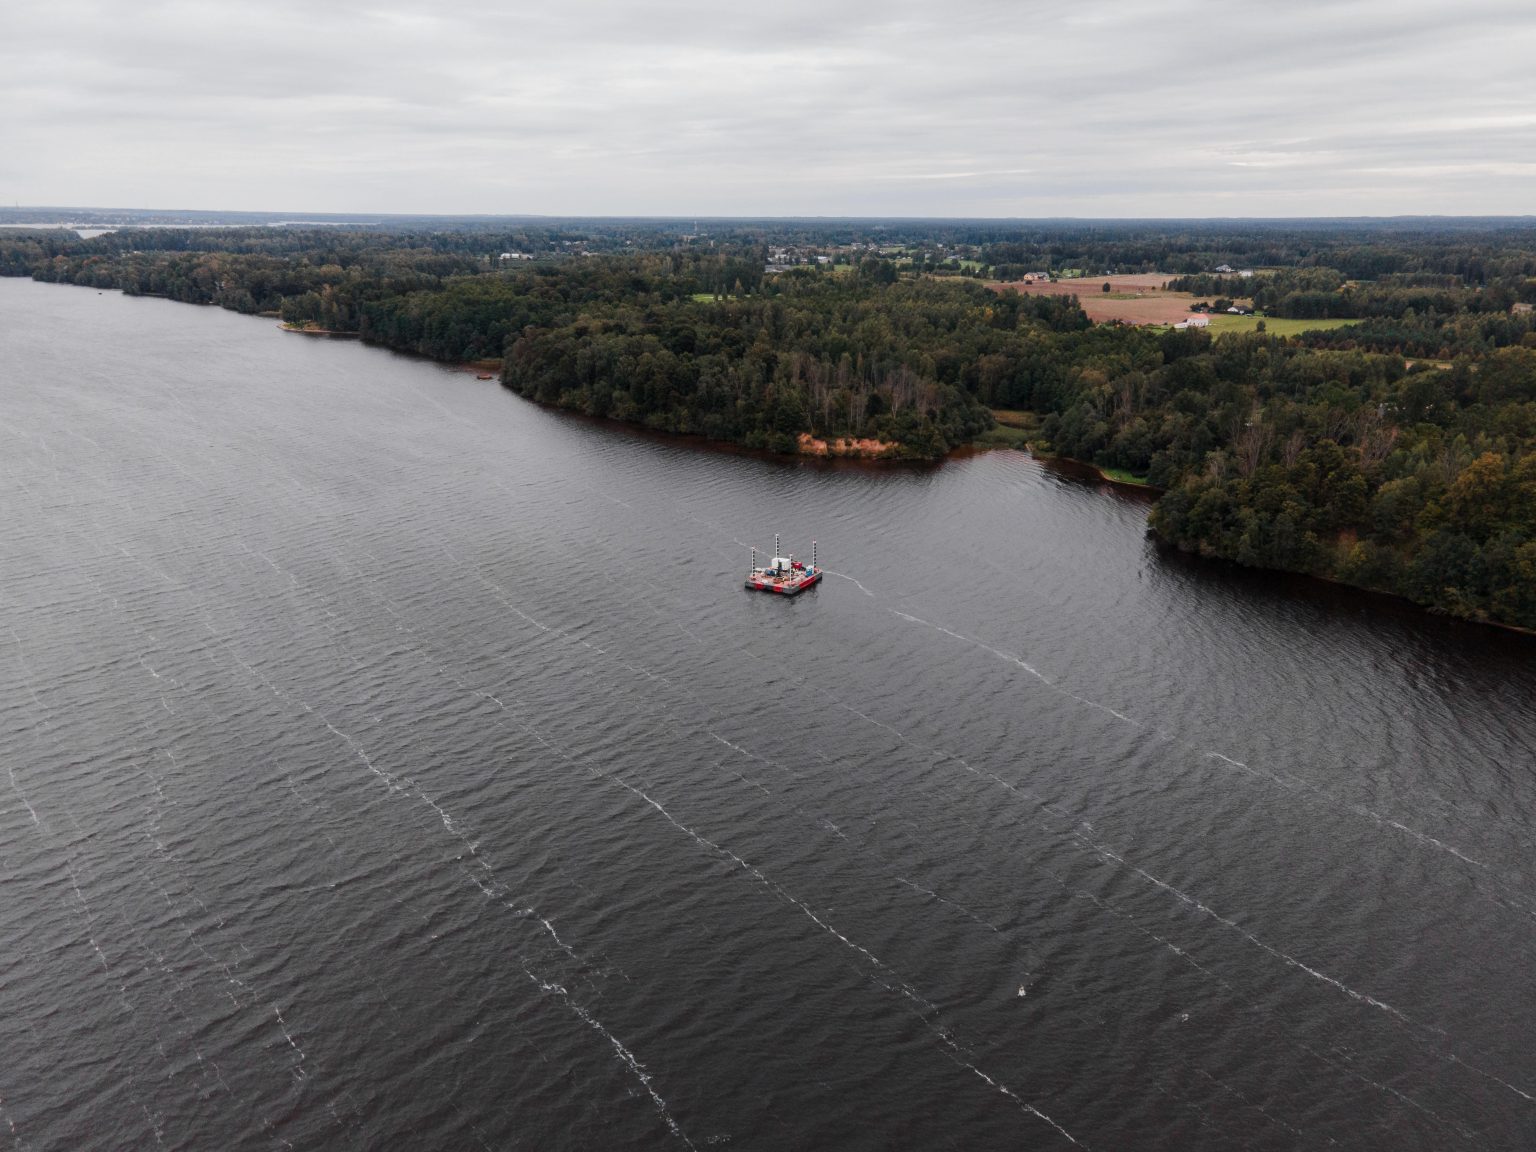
[745,570,822,596]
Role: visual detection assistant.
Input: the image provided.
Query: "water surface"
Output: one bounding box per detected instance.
[3,278,1534,1150]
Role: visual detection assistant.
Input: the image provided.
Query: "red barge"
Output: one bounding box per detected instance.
[746,536,822,596]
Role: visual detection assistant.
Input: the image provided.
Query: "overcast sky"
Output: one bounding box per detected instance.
[4,0,1535,217]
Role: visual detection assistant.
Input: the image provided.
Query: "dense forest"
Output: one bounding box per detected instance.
[5,218,1536,628]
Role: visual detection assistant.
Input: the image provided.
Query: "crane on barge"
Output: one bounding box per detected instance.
[745,535,821,596]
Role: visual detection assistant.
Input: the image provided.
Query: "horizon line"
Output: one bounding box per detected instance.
[6,206,1536,225]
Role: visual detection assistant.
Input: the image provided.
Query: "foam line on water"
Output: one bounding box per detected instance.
[1192,1069,1311,1144]
[0,1093,31,1152]
[1079,829,1534,1105]
[1039,862,1459,1135]
[501,528,1534,947]
[525,970,696,1149]
[821,569,875,597]
[477,658,1085,1146]
[1058,868,1475,1136]
[889,611,1057,693]
[6,420,574,1139]
[226,616,680,1114]
[884,601,1505,886]
[4,628,50,830]
[82,570,572,1123]
[604,769,1085,1146]
[1089,836,1411,1022]
[962,1063,1084,1148]
[271,1006,308,1081]
[378,552,1061,991]
[894,876,999,933]
[123,479,1514,1130]
[1202,752,1500,880]
[836,702,1535,1113]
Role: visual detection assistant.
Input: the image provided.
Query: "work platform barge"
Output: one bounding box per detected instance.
[746,536,822,596]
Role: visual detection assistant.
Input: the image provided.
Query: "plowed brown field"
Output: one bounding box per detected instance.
[990,273,1199,325]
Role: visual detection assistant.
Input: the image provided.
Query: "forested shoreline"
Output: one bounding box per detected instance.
[5,219,1536,627]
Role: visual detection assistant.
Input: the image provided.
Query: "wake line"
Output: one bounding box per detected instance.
[489,677,1086,1147]
[525,971,696,1149]
[884,605,1501,882]
[1074,832,1534,1106]
[434,467,1476,1139]
[157,562,696,1130]
[1042,860,1459,1136]
[837,704,1409,1019]
[1088,840,1410,1023]
[835,702,1536,1113]
[964,1065,1084,1147]
[309,685,691,1136]
[889,611,1056,692]
[616,772,1086,1148]
[1202,753,1498,877]
[821,569,875,597]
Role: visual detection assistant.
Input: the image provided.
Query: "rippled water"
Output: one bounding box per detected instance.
[3,278,1535,1150]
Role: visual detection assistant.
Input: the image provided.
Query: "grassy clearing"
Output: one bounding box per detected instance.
[1097,465,1153,486]
[991,409,1040,430]
[974,409,1039,449]
[690,292,742,303]
[1205,314,1358,336]
[975,423,1032,448]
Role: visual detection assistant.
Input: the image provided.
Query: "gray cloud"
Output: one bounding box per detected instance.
[3,0,1534,215]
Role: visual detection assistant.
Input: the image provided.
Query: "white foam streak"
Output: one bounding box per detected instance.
[613,775,1084,1144]
[887,601,1503,885]
[272,1007,308,1080]
[965,1065,1083,1147]
[839,702,1535,1112]
[895,876,999,933]
[821,569,875,597]
[0,1093,31,1152]
[524,970,695,1149]
[1204,754,1496,879]
[1087,837,1410,1022]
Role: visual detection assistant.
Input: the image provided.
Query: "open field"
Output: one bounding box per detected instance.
[976,409,1038,448]
[1077,293,1201,325]
[1203,314,1356,336]
[1139,315,1358,336]
[1203,315,1357,336]
[990,409,1040,430]
[989,273,1203,325]
[994,272,1174,294]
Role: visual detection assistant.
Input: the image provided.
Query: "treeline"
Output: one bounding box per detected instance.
[1169,268,1536,322]
[2,232,1020,455]
[1039,327,1536,626]
[4,223,1536,626]
[500,268,1097,455]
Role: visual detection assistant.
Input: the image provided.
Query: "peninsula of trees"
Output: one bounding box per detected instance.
[4,217,1535,629]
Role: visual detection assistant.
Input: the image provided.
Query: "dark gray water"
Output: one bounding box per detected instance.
[3,278,1535,1151]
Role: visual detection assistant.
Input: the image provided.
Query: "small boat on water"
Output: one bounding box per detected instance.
[746,536,821,596]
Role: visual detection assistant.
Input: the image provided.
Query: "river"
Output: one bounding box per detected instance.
[2,278,1534,1150]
